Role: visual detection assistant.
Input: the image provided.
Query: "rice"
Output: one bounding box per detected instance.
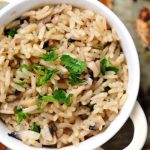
[0,4,128,148]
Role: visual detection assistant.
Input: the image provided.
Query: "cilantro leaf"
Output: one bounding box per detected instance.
[32,123,40,133]
[15,109,30,124]
[36,69,58,86]
[100,58,119,75]
[39,90,72,105]
[68,74,85,85]
[60,55,87,75]
[4,29,17,37]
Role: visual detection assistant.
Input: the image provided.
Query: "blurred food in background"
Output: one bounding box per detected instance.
[100,0,112,8]
[136,7,150,49]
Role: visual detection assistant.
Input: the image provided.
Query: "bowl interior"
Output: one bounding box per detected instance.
[0,0,140,150]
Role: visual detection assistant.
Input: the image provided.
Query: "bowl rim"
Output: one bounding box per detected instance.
[0,0,140,150]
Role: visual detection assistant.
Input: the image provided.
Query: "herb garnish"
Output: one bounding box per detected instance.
[60,55,87,75]
[36,68,58,86]
[16,109,30,124]
[39,89,72,105]
[68,74,85,85]
[42,47,58,61]
[100,58,119,75]
[4,29,17,37]
[32,123,40,133]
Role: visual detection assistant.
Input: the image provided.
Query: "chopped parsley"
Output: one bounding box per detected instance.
[39,89,72,105]
[42,47,58,61]
[15,109,30,124]
[4,29,17,37]
[68,74,85,85]
[36,69,58,86]
[60,55,87,75]
[32,65,46,73]
[100,58,119,75]
[19,64,58,86]
[32,123,40,133]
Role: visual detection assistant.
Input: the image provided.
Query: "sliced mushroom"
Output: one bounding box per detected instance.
[49,123,57,136]
[0,101,18,114]
[40,124,57,146]
[8,130,40,141]
[41,124,52,141]
[87,61,100,78]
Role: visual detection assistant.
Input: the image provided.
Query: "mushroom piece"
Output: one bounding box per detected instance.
[87,61,100,78]
[0,101,18,114]
[8,130,40,141]
[40,124,57,146]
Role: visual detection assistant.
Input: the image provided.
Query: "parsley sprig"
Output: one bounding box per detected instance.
[42,47,58,61]
[32,123,40,133]
[4,29,17,37]
[16,109,30,124]
[39,89,72,105]
[60,55,87,75]
[68,74,85,85]
[100,58,119,75]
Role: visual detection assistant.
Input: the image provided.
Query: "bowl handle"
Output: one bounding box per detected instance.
[98,101,148,150]
[123,101,147,150]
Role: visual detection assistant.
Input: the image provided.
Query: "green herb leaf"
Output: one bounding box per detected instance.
[36,69,58,86]
[42,51,58,61]
[39,95,57,102]
[14,81,25,87]
[100,58,119,75]
[5,29,17,37]
[32,123,40,133]
[32,65,46,73]
[42,47,58,61]
[53,89,72,105]
[60,55,87,75]
[19,64,32,71]
[36,101,43,109]
[39,90,72,105]
[15,109,30,124]
[68,74,85,85]
[50,47,57,51]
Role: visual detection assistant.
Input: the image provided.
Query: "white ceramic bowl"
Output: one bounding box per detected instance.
[0,0,147,150]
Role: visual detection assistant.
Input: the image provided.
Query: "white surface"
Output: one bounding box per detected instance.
[0,0,146,150]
